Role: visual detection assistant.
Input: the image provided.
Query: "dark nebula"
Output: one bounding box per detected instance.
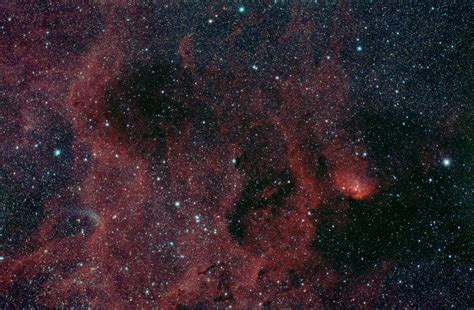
[1,1,473,308]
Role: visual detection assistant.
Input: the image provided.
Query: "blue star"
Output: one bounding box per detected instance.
[194,214,201,224]
[53,148,62,157]
[238,6,245,13]
[356,45,363,52]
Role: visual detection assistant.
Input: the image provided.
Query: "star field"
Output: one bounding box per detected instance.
[1,1,473,308]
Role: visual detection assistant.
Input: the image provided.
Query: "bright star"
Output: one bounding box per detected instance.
[194,215,201,224]
[442,158,452,167]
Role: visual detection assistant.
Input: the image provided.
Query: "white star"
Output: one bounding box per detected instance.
[442,158,452,167]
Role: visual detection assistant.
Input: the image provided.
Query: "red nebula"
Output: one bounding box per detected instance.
[333,170,377,200]
[0,2,388,309]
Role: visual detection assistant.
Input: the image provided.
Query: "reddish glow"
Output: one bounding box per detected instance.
[0,3,391,308]
[334,170,377,200]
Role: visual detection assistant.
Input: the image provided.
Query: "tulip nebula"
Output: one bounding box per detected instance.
[1,1,473,308]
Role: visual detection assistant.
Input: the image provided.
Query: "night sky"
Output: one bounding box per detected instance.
[1,1,473,308]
